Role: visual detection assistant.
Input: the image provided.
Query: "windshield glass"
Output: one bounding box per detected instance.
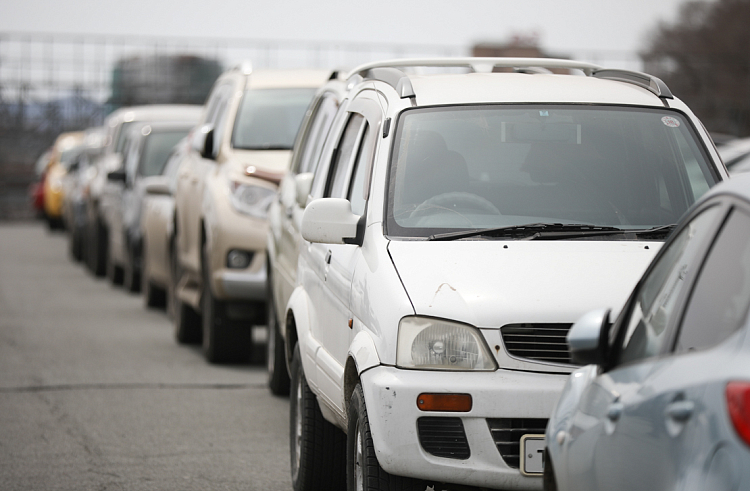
[231,88,316,150]
[138,130,190,177]
[386,105,718,239]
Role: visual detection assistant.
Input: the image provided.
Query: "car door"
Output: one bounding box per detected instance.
[273,91,341,321]
[177,82,232,275]
[564,202,727,491]
[303,97,380,415]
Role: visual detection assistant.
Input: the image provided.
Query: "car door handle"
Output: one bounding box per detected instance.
[607,402,624,422]
[325,250,332,264]
[666,400,694,422]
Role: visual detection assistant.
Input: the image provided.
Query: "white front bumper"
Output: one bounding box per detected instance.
[360,365,567,490]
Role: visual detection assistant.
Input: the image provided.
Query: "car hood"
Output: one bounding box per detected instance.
[388,240,661,372]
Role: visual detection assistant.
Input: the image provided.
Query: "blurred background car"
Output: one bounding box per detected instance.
[140,138,191,311]
[104,120,197,292]
[545,173,750,491]
[29,148,53,220]
[43,131,85,230]
[265,72,345,394]
[172,65,328,363]
[60,127,107,261]
[719,136,750,175]
[84,105,202,277]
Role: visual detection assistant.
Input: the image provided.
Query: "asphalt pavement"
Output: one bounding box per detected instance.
[0,222,291,491]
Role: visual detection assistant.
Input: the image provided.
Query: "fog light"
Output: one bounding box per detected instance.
[417,393,472,412]
[226,249,253,269]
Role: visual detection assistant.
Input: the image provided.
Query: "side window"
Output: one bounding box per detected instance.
[675,208,750,353]
[211,85,234,149]
[349,126,372,216]
[326,113,365,198]
[295,93,339,175]
[614,205,722,367]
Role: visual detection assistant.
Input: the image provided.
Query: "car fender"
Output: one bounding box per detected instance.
[545,363,599,486]
[348,329,381,375]
[286,285,317,388]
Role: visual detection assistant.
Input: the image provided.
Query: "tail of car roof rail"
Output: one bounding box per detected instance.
[347,57,675,104]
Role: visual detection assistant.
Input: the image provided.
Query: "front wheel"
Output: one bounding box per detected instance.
[289,344,346,491]
[201,247,252,364]
[347,384,427,491]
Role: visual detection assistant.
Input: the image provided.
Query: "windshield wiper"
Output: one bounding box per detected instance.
[428,223,623,241]
[428,223,677,241]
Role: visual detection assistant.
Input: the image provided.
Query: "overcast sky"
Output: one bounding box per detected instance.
[1,0,688,55]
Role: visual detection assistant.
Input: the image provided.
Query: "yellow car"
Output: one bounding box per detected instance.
[43,131,85,229]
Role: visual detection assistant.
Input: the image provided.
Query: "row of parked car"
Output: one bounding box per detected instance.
[35,57,749,491]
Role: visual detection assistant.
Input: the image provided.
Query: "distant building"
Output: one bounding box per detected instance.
[109,54,223,109]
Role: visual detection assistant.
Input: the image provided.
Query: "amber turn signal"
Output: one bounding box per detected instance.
[417,393,472,412]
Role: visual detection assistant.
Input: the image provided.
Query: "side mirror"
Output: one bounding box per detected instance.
[107,169,127,183]
[192,124,215,160]
[143,176,171,196]
[301,198,361,245]
[294,173,314,208]
[567,308,612,366]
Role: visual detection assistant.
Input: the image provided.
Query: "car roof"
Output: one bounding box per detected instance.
[701,173,750,204]
[407,72,669,107]
[105,104,203,126]
[245,69,332,89]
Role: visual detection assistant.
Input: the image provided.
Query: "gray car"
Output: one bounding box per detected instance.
[544,173,750,491]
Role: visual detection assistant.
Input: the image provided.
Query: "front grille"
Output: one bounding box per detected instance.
[487,418,548,468]
[417,417,470,460]
[500,323,574,364]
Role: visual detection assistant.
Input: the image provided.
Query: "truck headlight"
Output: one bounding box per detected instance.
[229,181,275,219]
[396,316,497,371]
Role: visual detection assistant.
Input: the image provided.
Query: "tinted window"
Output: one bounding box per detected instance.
[349,126,372,216]
[676,208,750,353]
[295,93,339,174]
[232,88,316,150]
[326,114,365,198]
[386,106,718,238]
[614,206,721,366]
[138,130,191,177]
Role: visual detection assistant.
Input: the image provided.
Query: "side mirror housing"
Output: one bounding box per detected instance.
[301,198,361,245]
[567,308,612,366]
[143,176,171,196]
[192,124,215,160]
[107,169,127,183]
[295,172,314,208]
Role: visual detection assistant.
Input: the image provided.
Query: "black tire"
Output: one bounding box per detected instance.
[289,344,346,491]
[201,247,252,364]
[88,217,108,277]
[267,273,290,395]
[347,384,426,491]
[69,227,83,262]
[172,251,201,344]
[122,243,141,294]
[106,241,124,286]
[142,246,166,309]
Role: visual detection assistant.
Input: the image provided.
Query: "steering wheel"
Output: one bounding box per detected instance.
[410,192,502,219]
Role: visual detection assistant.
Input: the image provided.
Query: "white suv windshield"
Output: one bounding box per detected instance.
[386,105,718,239]
[231,88,316,150]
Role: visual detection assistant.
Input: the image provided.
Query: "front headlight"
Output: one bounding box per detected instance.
[229,181,276,219]
[396,316,497,371]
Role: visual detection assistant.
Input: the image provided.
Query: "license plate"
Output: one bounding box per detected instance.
[520,434,546,476]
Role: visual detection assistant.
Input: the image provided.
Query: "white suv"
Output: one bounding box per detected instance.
[284,58,727,491]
